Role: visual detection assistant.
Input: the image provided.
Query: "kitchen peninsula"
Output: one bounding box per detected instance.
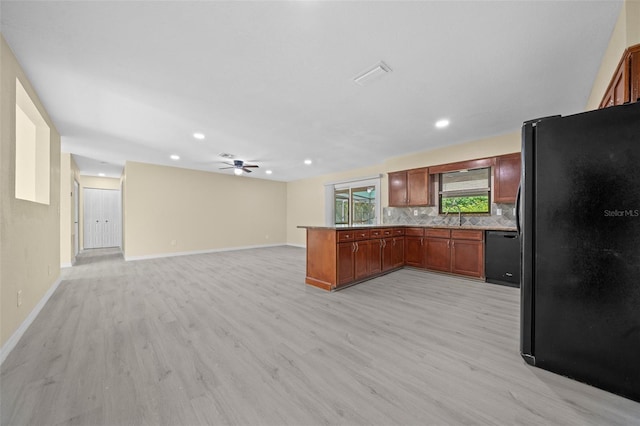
[299,224,516,291]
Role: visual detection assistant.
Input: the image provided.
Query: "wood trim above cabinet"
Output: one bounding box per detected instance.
[599,43,640,108]
[429,157,495,174]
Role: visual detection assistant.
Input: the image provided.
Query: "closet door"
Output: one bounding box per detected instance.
[102,189,121,248]
[84,188,104,249]
[84,188,122,249]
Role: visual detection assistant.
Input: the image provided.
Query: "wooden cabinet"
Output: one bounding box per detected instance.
[388,167,430,207]
[379,228,404,271]
[404,228,425,268]
[600,43,640,109]
[424,229,452,272]
[424,229,484,278]
[354,240,371,281]
[388,171,408,207]
[337,242,355,286]
[303,226,485,291]
[451,230,484,278]
[493,153,521,203]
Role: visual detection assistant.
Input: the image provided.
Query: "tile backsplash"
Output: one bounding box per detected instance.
[382,204,517,228]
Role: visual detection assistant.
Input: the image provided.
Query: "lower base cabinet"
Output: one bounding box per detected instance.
[451,239,484,278]
[304,226,485,291]
[424,229,484,278]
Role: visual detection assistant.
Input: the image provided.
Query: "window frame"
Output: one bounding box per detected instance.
[324,175,382,226]
[438,167,491,215]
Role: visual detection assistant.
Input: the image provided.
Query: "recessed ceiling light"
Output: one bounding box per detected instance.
[193,132,205,140]
[98,173,105,177]
[170,154,180,160]
[234,168,243,176]
[304,159,312,165]
[435,119,450,129]
[265,170,273,175]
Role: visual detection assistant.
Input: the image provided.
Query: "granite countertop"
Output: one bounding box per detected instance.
[298,224,517,232]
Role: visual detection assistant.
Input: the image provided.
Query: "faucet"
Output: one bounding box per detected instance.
[452,203,462,227]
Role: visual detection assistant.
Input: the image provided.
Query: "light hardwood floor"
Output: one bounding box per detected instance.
[2,246,639,425]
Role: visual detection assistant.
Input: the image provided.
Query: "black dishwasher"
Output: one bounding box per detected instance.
[485,231,520,287]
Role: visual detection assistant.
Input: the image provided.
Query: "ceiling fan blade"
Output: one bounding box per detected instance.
[242,167,253,173]
[219,167,234,170]
[243,164,259,168]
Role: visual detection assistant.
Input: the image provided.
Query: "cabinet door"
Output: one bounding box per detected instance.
[493,153,521,203]
[337,242,355,286]
[405,236,424,268]
[382,238,395,271]
[451,239,484,278]
[424,238,451,272]
[392,237,405,269]
[407,168,430,206]
[388,171,407,207]
[369,239,383,275]
[354,240,370,281]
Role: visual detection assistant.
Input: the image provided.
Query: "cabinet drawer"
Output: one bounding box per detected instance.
[425,228,451,238]
[370,229,383,238]
[451,229,484,241]
[404,227,425,236]
[380,228,394,237]
[353,229,370,241]
[337,231,356,242]
[392,228,405,236]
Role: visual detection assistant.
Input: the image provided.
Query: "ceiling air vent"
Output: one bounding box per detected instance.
[354,61,392,86]
[218,153,234,159]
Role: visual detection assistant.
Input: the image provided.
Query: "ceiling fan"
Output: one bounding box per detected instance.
[219,159,259,175]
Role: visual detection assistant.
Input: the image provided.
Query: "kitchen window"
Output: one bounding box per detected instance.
[325,176,381,226]
[439,167,490,214]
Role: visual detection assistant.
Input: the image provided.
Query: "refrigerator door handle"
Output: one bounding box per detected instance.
[515,184,521,236]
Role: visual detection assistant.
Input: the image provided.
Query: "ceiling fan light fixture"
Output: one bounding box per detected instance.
[234,168,243,176]
[354,61,392,86]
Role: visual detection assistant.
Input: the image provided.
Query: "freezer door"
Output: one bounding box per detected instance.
[530,102,640,402]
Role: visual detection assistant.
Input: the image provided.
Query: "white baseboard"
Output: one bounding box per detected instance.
[286,243,306,248]
[60,262,72,268]
[124,243,288,262]
[0,276,63,366]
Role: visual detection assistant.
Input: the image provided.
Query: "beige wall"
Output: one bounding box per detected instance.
[1,35,61,348]
[59,153,81,266]
[123,161,287,259]
[586,0,640,110]
[285,132,520,246]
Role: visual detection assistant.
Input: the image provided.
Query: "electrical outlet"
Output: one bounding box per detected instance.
[513,208,516,215]
[413,209,418,216]
[265,234,269,240]
[387,210,391,216]
[496,208,502,216]
[17,290,22,307]
[170,240,177,246]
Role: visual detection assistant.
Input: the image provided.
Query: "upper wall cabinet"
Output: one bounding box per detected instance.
[493,153,521,203]
[599,43,640,109]
[388,167,430,207]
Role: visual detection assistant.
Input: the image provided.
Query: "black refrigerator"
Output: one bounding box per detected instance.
[520,101,640,403]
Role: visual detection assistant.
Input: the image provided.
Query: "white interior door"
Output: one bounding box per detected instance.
[102,189,121,248]
[84,188,121,249]
[74,180,79,256]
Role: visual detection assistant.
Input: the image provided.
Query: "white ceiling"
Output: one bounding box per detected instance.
[1,1,621,181]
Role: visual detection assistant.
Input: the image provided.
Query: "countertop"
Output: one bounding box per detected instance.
[298,224,517,232]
